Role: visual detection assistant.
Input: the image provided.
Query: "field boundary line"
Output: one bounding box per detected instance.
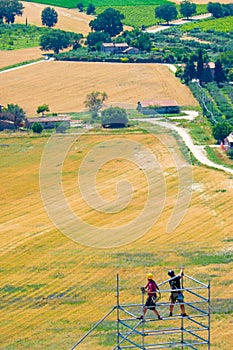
[0,59,46,74]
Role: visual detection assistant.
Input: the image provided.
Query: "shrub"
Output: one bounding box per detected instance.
[227,148,233,159]
[32,122,43,133]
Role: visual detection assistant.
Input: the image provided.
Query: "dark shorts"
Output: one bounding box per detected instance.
[170,292,184,304]
[145,295,156,310]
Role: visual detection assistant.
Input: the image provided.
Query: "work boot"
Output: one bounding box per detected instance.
[169,312,173,317]
[181,313,188,317]
[158,316,163,320]
[136,315,144,320]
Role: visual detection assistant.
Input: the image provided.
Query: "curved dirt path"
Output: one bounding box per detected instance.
[139,118,233,175]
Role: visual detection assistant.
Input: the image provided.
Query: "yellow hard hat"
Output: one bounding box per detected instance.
[147,273,153,280]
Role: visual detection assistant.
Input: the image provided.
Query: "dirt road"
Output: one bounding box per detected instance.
[139,118,233,175]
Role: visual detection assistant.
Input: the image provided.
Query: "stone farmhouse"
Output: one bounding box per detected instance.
[137,100,180,115]
[101,42,139,55]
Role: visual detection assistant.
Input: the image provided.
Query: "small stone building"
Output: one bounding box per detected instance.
[137,100,180,115]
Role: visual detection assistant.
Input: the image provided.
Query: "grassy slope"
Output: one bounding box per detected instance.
[0,129,232,349]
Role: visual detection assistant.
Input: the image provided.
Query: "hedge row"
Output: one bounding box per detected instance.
[189,82,222,124]
[206,82,233,119]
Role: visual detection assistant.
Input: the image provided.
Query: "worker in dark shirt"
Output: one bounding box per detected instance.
[137,273,162,320]
[168,267,188,317]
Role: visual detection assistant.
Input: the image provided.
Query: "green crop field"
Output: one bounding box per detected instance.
[0,25,50,50]
[25,0,173,8]
[180,16,233,32]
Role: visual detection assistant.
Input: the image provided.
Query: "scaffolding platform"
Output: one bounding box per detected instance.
[70,274,210,350]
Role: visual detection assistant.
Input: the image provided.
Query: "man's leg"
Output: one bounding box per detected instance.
[180,303,188,316]
[153,308,162,319]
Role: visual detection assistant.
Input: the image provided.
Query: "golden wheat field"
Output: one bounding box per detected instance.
[0,2,232,348]
[18,1,94,35]
[0,127,232,349]
[0,61,198,116]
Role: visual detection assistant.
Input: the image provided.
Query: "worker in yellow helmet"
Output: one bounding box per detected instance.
[137,273,162,320]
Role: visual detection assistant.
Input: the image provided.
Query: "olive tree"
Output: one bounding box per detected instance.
[41,7,58,28]
[101,107,128,128]
[40,30,71,54]
[37,104,50,117]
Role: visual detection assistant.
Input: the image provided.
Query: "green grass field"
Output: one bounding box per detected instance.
[0,24,50,50]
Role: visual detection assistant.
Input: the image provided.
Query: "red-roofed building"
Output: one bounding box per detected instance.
[137,100,180,115]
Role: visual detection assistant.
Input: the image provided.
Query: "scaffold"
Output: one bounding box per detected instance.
[70,273,210,350]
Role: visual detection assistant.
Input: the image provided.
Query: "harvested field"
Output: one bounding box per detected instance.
[0,47,43,69]
[0,132,232,349]
[18,1,93,35]
[0,61,198,115]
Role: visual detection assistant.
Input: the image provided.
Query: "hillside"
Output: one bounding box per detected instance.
[0,128,232,349]
[0,61,198,116]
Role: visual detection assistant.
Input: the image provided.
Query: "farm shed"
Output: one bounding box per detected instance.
[26,115,71,129]
[137,99,180,115]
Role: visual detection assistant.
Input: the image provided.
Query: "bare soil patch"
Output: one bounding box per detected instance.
[0,61,198,115]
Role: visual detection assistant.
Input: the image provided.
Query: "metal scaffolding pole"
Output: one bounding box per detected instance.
[70,274,211,349]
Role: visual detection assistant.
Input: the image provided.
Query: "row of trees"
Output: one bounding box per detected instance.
[77,2,95,15]
[180,49,226,85]
[207,2,233,18]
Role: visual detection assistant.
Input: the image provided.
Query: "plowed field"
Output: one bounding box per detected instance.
[0,61,198,115]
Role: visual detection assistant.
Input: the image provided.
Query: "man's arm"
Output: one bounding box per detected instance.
[179,267,184,276]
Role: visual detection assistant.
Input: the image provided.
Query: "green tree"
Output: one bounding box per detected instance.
[101,107,128,128]
[197,48,204,82]
[133,32,151,51]
[77,2,84,12]
[86,31,111,50]
[40,30,71,54]
[0,0,24,24]
[41,7,58,28]
[32,122,43,133]
[155,4,178,24]
[214,59,226,84]
[212,121,233,143]
[86,3,95,15]
[180,0,196,19]
[6,103,26,128]
[84,91,108,113]
[37,104,50,116]
[70,32,83,50]
[227,148,233,160]
[183,59,196,84]
[207,2,224,18]
[89,8,124,37]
